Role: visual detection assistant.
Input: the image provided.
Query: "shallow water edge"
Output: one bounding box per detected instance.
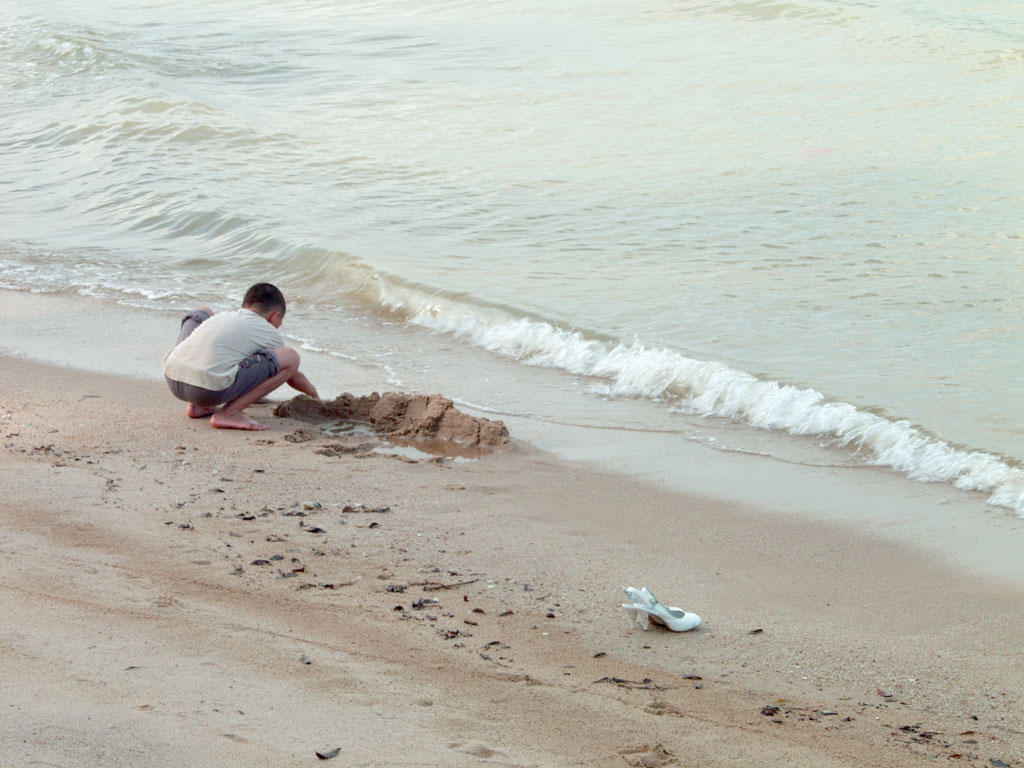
[2,287,1023,587]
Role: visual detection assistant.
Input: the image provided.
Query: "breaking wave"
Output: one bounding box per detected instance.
[372,276,1024,515]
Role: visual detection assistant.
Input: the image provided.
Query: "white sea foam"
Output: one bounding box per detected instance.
[376,283,1024,515]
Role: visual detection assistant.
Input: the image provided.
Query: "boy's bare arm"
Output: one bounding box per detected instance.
[288,370,319,399]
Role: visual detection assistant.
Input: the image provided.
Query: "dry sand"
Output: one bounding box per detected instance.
[2,356,1022,767]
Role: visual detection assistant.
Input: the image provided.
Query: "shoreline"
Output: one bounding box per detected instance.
[2,354,1023,766]
[3,287,1023,583]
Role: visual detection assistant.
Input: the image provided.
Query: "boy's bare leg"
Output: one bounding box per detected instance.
[186,403,220,418]
[179,307,218,419]
[211,347,311,431]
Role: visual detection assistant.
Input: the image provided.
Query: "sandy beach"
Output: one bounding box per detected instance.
[1,352,1022,768]
[5,0,1023,762]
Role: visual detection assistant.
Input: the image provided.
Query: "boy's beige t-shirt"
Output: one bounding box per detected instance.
[163,308,284,391]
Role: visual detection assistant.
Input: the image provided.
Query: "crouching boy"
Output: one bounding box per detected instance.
[163,282,319,431]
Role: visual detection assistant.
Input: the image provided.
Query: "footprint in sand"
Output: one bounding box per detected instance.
[618,743,676,768]
[450,741,504,759]
[643,699,680,717]
[152,596,184,609]
[497,672,543,686]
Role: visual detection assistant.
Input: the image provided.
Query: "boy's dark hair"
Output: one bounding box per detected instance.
[242,283,286,316]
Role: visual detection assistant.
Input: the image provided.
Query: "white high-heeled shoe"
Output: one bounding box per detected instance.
[621,586,702,632]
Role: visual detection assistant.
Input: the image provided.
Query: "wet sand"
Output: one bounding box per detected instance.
[1,356,1023,766]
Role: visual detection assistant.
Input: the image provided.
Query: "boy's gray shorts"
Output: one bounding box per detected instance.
[165,309,281,407]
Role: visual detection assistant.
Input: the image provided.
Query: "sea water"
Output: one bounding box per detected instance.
[2,0,1022,512]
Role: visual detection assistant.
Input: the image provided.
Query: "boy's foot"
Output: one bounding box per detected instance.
[210,411,269,431]
[186,403,219,419]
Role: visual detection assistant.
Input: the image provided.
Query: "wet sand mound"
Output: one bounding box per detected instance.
[274,392,510,450]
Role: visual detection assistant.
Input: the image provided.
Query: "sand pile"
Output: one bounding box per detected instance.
[274,392,510,449]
